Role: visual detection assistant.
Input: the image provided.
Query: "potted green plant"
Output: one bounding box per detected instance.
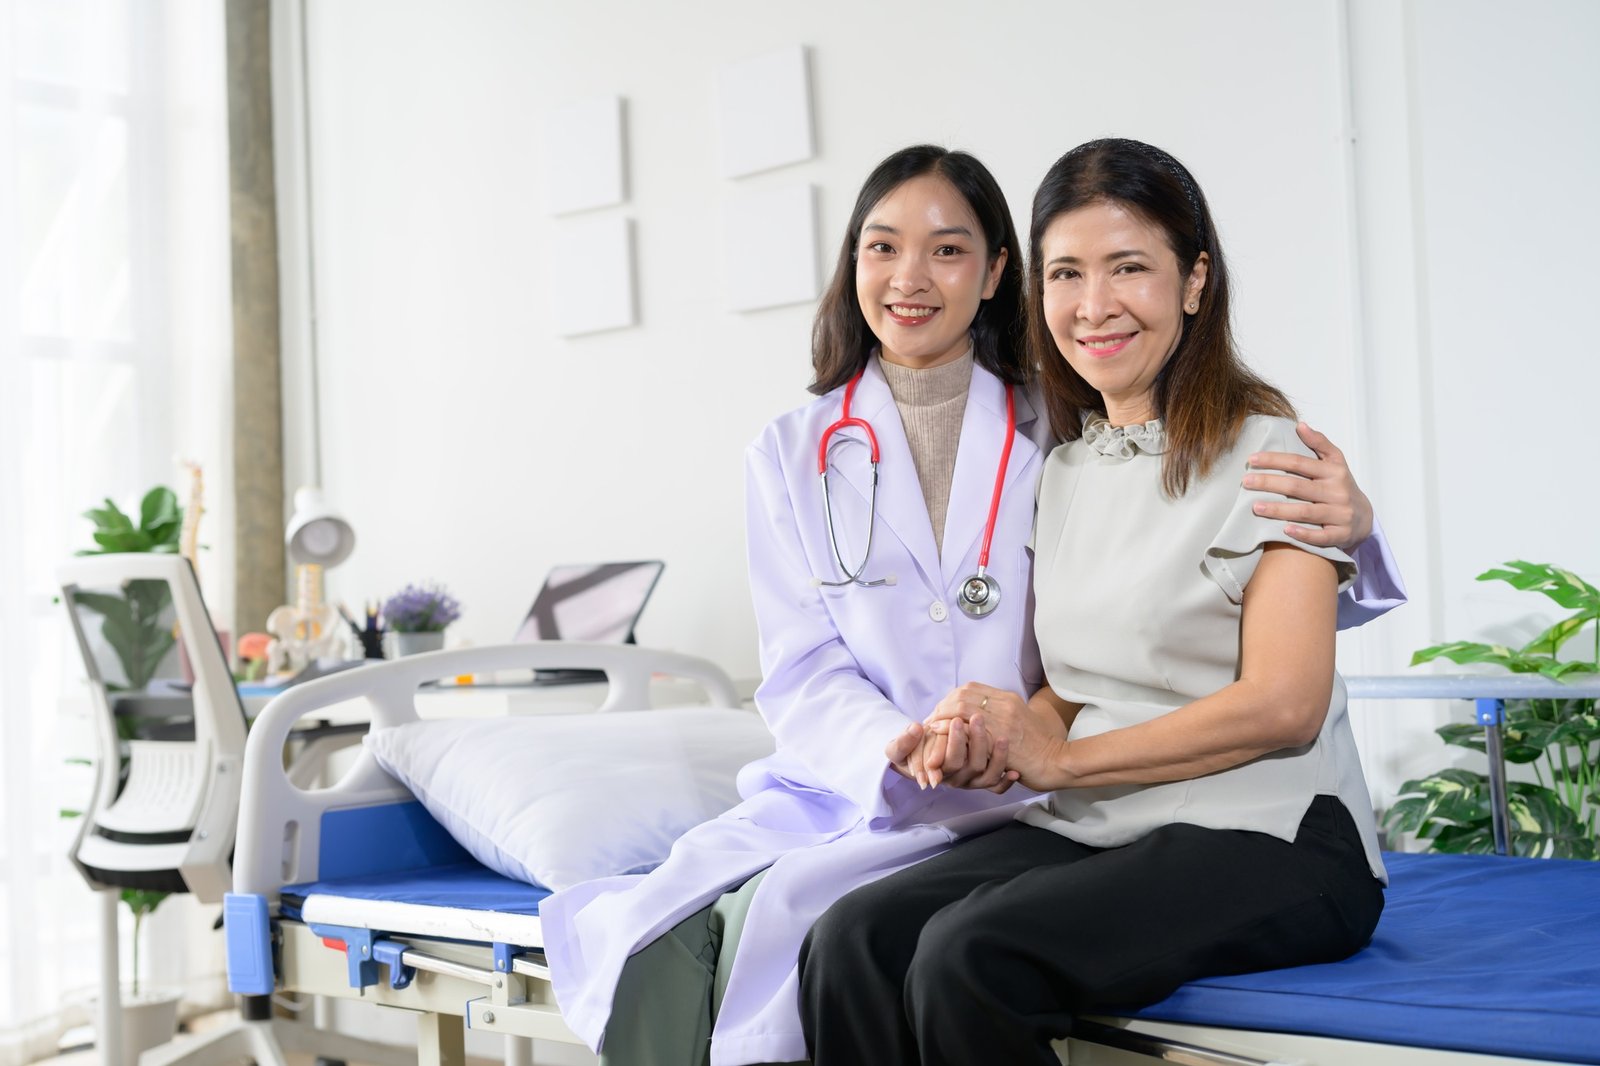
[382,582,462,656]
[1385,561,1600,859]
[115,890,181,1065]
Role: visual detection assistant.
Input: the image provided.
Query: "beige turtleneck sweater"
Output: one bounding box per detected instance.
[877,350,973,554]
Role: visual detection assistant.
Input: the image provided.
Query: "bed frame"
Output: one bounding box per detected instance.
[222,657,1600,1066]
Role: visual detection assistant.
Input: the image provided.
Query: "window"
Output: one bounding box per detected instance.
[2,1,232,1054]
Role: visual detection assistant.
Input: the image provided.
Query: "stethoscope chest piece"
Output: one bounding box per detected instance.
[958,572,1001,617]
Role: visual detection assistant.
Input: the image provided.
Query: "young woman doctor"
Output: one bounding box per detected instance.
[538,145,1404,1066]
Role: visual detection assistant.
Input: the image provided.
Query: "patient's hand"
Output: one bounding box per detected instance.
[1244,422,1374,552]
[924,713,1018,793]
[926,684,1065,792]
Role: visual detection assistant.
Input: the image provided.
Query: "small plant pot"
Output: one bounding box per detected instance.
[386,630,446,657]
[116,987,180,1066]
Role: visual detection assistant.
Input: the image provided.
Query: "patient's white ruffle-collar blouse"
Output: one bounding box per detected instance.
[1080,415,1167,459]
[1021,413,1387,883]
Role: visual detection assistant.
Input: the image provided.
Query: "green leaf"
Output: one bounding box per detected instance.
[83,503,133,533]
[119,888,170,918]
[126,578,172,621]
[1537,659,1599,681]
[1383,795,1433,835]
[1547,718,1600,747]
[1478,560,1600,610]
[91,530,152,553]
[1392,768,1493,828]
[1411,641,1518,668]
[59,808,83,819]
[73,590,129,618]
[85,500,134,534]
[1428,823,1497,854]
[1523,612,1600,656]
[1435,722,1489,754]
[138,488,180,537]
[70,583,175,690]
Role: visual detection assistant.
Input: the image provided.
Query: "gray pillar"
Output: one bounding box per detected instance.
[226,0,288,637]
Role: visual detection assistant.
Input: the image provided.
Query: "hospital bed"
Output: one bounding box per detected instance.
[225,642,740,1065]
[225,653,1600,1066]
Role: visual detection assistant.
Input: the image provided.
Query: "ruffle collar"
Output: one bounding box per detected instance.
[1082,416,1167,459]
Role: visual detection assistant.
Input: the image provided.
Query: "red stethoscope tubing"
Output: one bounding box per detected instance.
[977,383,1017,574]
[817,373,879,472]
[818,366,1015,574]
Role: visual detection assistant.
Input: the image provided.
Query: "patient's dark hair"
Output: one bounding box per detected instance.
[810,145,1027,396]
[1028,138,1294,496]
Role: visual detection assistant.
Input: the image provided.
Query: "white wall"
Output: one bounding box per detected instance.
[1341,0,1600,790]
[282,0,1600,798]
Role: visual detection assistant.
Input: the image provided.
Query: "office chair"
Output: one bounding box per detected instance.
[59,554,411,1066]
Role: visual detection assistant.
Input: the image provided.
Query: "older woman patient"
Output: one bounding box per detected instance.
[798,138,1388,1066]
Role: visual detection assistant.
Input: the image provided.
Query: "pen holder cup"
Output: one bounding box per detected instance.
[357,630,386,660]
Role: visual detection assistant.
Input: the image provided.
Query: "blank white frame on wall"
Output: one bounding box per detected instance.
[715,44,814,179]
[722,183,818,312]
[543,94,628,215]
[551,214,637,335]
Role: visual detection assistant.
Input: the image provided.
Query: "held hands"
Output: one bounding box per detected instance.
[885,683,1077,793]
[885,709,1019,794]
[917,683,1072,793]
[1244,422,1374,552]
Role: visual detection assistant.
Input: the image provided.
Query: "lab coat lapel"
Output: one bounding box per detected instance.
[940,368,1042,588]
[828,360,942,587]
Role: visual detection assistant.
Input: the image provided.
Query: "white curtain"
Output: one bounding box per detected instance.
[0,2,234,1061]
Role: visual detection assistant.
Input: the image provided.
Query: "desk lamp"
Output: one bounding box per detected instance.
[266,487,355,672]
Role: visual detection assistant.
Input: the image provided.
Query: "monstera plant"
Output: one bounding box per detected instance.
[1385,561,1600,860]
[73,486,182,691]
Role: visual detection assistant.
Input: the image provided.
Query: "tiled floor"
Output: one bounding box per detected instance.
[32,1010,501,1066]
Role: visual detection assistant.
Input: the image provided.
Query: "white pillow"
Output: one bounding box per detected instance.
[363,708,775,892]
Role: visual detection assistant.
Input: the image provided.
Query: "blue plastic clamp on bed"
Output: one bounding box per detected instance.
[224,892,274,996]
[305,922,409,990]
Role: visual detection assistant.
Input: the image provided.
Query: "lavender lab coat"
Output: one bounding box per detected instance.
[540,359,1408,1066]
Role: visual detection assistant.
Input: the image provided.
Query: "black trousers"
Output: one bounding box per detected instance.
[798,796,1383,1066]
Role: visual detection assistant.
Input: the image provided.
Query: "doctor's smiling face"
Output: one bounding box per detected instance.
[855,174,1009,371]
[1041,199,1207,426]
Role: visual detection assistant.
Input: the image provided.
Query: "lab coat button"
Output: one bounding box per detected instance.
[929,600,949,622]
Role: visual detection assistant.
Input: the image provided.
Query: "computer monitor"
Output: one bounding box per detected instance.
[512,561,665,681]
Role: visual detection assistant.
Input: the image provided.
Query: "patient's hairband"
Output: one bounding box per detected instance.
[1070,138,1208,254]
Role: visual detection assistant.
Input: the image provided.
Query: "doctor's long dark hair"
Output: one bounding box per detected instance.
[810,145,1028,395]
[1029,138,1293,496]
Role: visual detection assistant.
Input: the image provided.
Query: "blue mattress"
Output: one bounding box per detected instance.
[275,849,1598,1062]
[1131,851,1600,1063]
[280,861,551,922]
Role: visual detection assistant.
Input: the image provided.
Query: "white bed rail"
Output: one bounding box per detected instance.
[234,642,739,898]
